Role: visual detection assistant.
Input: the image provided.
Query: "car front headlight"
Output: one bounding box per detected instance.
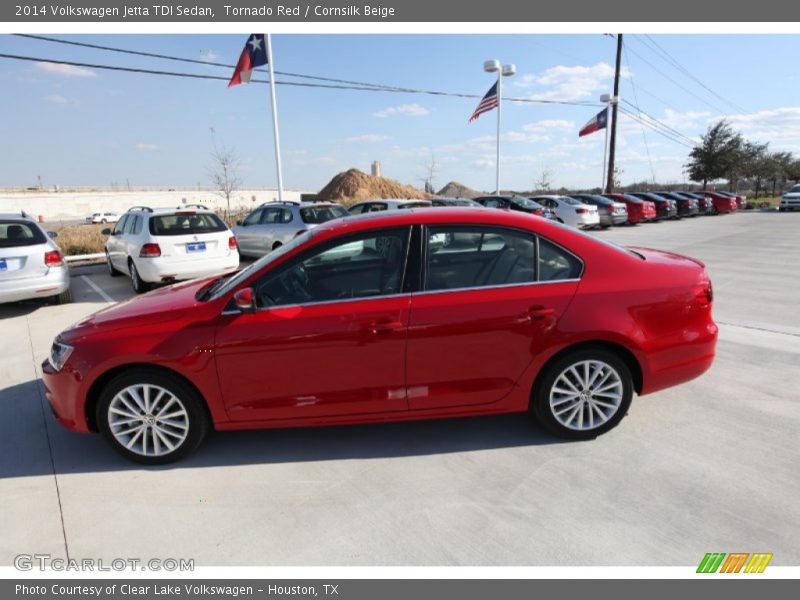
[48,340,74,372]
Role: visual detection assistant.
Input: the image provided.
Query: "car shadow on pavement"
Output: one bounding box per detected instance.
[0,378,566,478]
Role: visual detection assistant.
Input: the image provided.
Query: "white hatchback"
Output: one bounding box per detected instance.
[104,206,239,293]
[531,195,601,229]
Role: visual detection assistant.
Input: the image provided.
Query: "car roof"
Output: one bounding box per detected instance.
[0,211,35,221]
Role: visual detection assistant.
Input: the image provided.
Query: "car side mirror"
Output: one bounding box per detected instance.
[101,228,112,236]
[47,231,58,239]
[233,288,256,313]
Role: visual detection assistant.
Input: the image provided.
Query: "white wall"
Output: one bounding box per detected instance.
[0,189,306,221]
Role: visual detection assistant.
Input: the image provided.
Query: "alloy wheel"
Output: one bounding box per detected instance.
[549,359,624,431]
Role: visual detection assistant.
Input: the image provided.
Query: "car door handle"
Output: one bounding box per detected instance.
[528,306,556,319]
[368,320,405,334]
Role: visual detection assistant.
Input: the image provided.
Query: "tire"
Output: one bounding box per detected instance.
[106,251,121,277]
[51,288,73,305]
[96,368,210,465]
[129,260,150,294]
[531,348,634,440]
[272,241,283,251]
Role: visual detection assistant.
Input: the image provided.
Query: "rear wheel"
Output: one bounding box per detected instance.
[51,288,73,305]
[272,241,283,251]
[97,369,210,465]
[129,260,150,294]
[532,348,633,440]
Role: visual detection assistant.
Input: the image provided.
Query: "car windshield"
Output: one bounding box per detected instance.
[511,196,541,208]
[622,194,643,203]
[560,197,584,205]
[0,221,46,248]
[790,185,800,193]
[149,213,227,236]
[204,230,316,301]
[300,205,348,224]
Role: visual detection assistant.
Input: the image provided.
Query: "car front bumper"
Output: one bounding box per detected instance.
[0,266,70,304]
[41,357,90,432]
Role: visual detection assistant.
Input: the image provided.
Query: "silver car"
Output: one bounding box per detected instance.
[780,184,800,212]
[348,198,433,214]
[531,195,601,229]
[0,212,71,304]
[233,201,349,258]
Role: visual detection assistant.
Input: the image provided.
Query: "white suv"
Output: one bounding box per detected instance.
[85,212,120,224]
[779,184,800,212]
[104,205,239,293]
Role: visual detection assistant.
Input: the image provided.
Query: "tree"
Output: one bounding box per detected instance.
[740,141,769,199]
[787,158,800,184]
[534,165,553,193]
[209,140,242,219]
[685,120,743,189]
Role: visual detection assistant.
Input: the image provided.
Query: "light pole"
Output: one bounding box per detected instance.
[599,93,618,192]
[484,59,515,194]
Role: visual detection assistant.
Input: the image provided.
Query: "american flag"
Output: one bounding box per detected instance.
[228,34,268,87]
[468,81,499,123]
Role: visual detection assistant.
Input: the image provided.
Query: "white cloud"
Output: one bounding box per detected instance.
[373,103,430,118]
[723,106,800,142]
[43,94,74,105]
[35,62,97,78]
[199,49,219,62]
[514,63,629,102]
[135,143,158,151]
[344,134,390,143]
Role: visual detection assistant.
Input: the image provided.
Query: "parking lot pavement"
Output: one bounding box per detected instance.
[1,211,798,566]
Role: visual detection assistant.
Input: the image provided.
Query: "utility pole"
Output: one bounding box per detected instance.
[606,34,623,193]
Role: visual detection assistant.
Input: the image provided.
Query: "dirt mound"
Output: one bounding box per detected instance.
[436,181,482,198]
[317,168,430,205]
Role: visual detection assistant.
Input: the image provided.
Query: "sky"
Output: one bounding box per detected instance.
[1,33,800,193]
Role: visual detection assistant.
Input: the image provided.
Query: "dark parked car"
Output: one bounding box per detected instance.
[569,194,628,227]
[629,193,678,220]
[431,198,482,207]
[679,192,713,215]
[474,195,556,220]
[656,192,700,218]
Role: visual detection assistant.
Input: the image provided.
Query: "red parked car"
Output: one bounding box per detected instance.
[42,208,718,464]
[700,191,738,214]
[603,193,657,224]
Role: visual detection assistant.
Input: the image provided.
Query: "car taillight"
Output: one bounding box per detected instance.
[692,280,714,307]
[139,243,161,258]
[576,208,588,214]
[604,206,614,213]
[44,250,63,266]
[534,208,544,216]
[228,236,238,249]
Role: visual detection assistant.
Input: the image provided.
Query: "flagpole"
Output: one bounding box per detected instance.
[495,70,502,195]
[265,34,284,202]
[602,108,610,192]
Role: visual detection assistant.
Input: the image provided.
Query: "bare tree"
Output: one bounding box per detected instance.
[208,137,242,219]
[534,165,553,193]
[419,153,439,194]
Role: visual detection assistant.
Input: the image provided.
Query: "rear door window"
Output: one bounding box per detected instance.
[300,205,348,224]
[114,215,129,235]
[243,209,263,226]
[0,221,46,247]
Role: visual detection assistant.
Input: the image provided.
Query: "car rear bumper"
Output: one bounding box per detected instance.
[0,267,70,304]
[135,253,240,283]
[641,320,718,396]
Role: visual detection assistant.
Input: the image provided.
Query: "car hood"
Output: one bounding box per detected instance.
[62,277,216,340]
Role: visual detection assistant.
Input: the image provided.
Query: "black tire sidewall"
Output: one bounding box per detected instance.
[533,348,633,440]
[96,369,209,465]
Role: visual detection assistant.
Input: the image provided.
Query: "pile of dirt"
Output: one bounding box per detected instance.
[436,181,482,198]
[317,168,430,205]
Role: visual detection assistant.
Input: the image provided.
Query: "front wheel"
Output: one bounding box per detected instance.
[97,369,210,464]
[532,349,633,440]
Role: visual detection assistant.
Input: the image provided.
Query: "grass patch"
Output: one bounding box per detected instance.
[53,223,108,256]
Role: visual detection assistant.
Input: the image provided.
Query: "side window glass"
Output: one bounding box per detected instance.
[130,215,143,235]
[253,228,410,308]
[425,226,535,291]
[349,204,365,215]
[123,215,138,235]
[369,203,387,212]
[281,209,294,223]
[538,238,583,281]
[114,215,129,235]
[261,208,282,223]
[243,209,263,226]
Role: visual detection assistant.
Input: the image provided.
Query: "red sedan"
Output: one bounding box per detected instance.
[42,209,718,464]
[603,193,657,223]
[700,191,738,214]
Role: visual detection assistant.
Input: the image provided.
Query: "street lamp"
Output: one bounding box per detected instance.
[599,93,618,192]
[484,59,516,194]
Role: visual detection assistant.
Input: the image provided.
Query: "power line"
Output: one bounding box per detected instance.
[622,45,657,183]
[11,34,602,107]
[622,41,730,115]
[618,106,695,149]
[638,35,749,114]
[620,99,697,145]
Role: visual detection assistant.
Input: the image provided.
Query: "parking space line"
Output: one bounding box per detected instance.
[80,275,115,304]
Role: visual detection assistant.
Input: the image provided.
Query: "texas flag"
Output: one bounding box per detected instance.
[228,34,268,87]
[578,107,609,137]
